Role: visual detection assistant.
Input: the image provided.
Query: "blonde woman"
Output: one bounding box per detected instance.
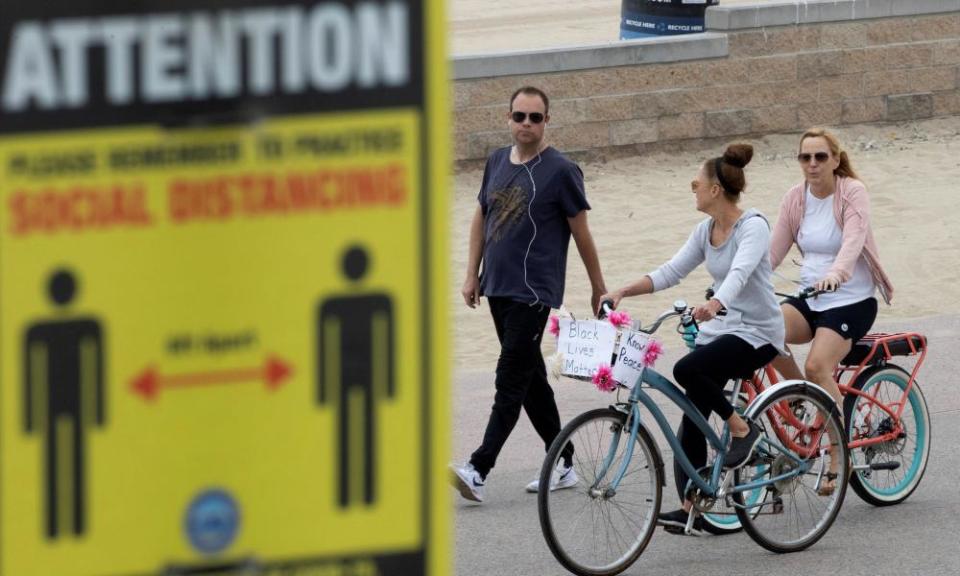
[769,128,894,494]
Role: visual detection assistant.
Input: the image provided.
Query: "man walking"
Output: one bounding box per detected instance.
[451,86,606,502]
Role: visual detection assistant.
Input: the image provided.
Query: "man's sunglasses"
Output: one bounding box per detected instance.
[511,111,545,124]
[797,152,830,163]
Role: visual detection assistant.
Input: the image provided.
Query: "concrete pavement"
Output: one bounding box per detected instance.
[451,314,960,575]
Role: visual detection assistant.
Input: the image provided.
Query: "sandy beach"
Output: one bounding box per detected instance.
[451,116,960,372]
[451,0,765,55]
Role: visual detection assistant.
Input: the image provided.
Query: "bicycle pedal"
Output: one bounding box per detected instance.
[663,524,702,537]
[869,461,900,471]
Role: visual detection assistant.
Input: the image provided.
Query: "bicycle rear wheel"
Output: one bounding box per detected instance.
[843,365,931,506]
[733,383,849,553]
[539,408,663,576]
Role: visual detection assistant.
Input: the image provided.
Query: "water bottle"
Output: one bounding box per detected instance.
[680,312,698,350]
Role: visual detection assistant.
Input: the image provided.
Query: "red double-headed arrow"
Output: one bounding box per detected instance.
[131,355,292,401]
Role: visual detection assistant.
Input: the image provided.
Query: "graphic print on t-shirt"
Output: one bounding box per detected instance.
[488,185,527,242]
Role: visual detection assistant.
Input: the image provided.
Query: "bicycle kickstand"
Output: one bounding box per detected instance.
[684,509,701,536]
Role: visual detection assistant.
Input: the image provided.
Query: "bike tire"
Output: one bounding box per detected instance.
[538,408,663,576]
[733,382,849,554]
[843,365,931,506]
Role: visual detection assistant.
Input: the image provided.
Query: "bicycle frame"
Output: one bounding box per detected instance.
[835,332,927,433]
[746,331,927,453]
[595,365,807,502]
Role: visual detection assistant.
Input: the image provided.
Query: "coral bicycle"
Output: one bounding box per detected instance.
[680,287,931,535]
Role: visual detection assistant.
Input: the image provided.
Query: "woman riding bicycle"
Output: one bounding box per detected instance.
[769,128,894,403]
[768,128,894,495]
[600,143,784,534]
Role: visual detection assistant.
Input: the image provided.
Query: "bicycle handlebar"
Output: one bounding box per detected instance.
[774,285,834,301]
[602,295,727,336]
[639,300,727,335]
[637,305,687,335]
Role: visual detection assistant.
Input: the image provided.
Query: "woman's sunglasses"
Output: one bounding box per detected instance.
[797,152,830,163]
[511,111,545,124]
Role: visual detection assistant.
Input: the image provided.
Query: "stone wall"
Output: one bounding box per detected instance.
[452,0,960,163]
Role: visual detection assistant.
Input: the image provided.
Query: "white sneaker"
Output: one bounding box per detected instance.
[525,462,578,493]
[449,462,485,502]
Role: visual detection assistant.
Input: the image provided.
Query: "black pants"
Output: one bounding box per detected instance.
[673,335,777,494]
[470,297,572,478]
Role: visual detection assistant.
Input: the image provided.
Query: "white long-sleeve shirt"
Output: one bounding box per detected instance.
[648,209,785,353]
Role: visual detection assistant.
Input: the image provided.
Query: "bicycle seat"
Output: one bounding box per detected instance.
[840,332,926,367]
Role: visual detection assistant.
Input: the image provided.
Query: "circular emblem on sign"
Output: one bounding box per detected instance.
[841,323,849,332]
[185,489,240,555]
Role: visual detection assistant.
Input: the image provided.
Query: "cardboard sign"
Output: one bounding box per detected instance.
[557,319,618,378]
[611,330,653,390]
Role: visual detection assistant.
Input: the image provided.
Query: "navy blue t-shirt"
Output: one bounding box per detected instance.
[478,146,590,309]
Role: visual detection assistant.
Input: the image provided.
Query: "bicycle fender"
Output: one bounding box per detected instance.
[744,379,837,420]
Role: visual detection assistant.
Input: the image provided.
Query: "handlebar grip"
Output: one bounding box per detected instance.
[598,299,615,319]
[704,287,726,315]
[800,286,835,299]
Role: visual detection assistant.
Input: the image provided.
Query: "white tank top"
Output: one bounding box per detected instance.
[798,187,875,311]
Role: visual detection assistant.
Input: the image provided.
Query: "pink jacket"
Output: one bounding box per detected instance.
[770,175,893,304]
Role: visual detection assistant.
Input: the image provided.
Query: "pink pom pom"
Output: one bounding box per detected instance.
[592,363,618,393]
[643,339,664,367]
[608,311,632,328]
[548,316,560,338]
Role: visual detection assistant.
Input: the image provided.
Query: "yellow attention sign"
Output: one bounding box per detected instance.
[0,2,449,575]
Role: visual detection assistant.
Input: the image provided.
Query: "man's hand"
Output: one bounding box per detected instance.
[462,276,481,308]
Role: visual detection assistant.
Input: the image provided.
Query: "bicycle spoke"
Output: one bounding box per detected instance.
[735,389,846,553]
[539,409,659,575]
[845,368,930,505]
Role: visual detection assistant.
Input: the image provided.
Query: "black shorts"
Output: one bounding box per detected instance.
[784,296,878,343]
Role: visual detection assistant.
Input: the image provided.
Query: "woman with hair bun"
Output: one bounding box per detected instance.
[769,128,893,495]
[600,143,784,534]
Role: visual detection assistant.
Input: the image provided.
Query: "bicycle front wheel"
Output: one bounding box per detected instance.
[733,383,849,553]
[844,365,931,506]
[539,408,663,576]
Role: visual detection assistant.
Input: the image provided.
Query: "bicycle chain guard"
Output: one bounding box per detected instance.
[688,466,719,513]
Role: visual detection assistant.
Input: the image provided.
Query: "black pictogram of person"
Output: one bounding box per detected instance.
[24,269,105,539]
[317,245,395,508]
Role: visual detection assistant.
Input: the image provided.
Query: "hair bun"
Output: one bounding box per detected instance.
[722,143,753,169]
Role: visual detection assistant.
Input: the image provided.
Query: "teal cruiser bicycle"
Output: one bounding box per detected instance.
[538,300,850,576]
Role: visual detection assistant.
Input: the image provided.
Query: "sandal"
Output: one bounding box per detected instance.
[818,472,838,496]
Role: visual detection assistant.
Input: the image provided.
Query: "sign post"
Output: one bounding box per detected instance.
[0,1,449,575]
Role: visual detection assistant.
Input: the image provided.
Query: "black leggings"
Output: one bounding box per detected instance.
[673,335,777,495]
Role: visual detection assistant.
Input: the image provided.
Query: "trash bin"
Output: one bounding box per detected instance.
[620,0,720,39]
